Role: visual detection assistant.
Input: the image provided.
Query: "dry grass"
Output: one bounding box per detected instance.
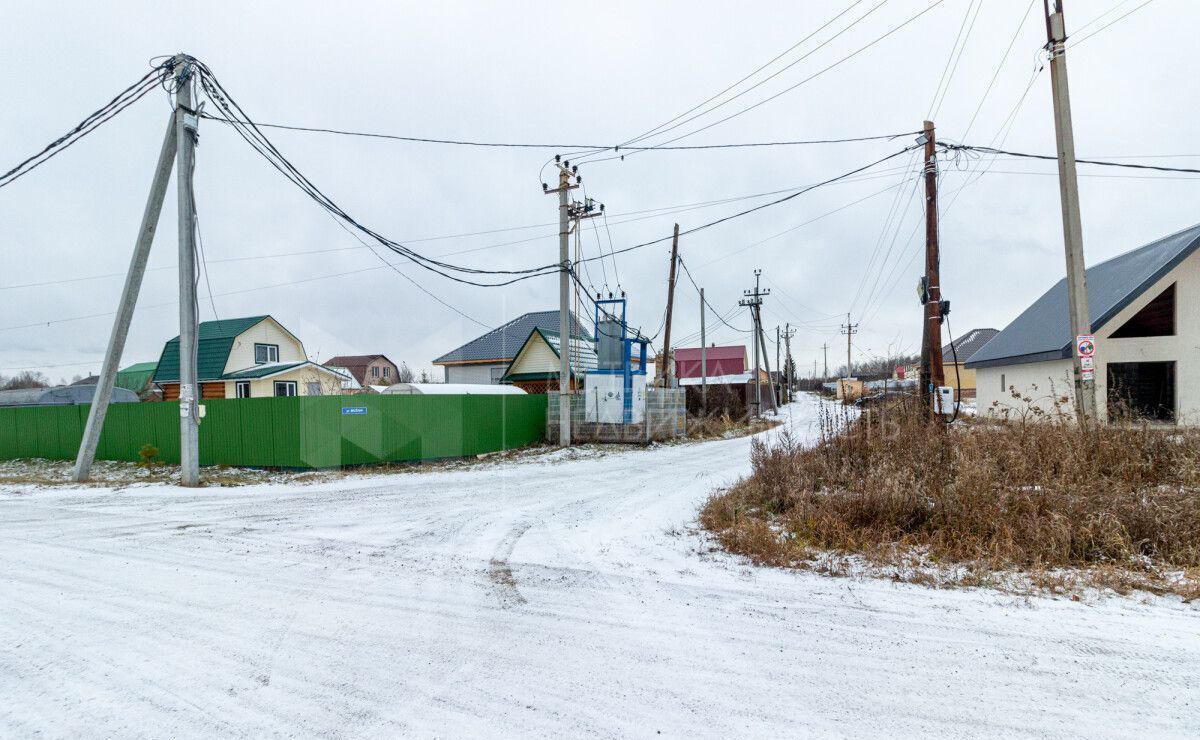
[687,411,781,440]
[700,397,1200,600]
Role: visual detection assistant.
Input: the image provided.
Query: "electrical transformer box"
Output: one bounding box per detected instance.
[584,373,646,424]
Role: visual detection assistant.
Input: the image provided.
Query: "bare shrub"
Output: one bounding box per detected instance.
[701,396,1200,598]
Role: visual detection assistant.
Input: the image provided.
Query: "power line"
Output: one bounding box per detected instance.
[197,110,913,152]
[0,62,173,190]
[589,0,880,158]
[574,146,919,268]
[927,0,982,120]
[943,143,1200,175]
[588,1,944,162]
[1069,0,1155,48]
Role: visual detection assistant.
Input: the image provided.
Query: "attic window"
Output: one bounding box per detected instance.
[1110,283,1175,338]
[254,343,279,364]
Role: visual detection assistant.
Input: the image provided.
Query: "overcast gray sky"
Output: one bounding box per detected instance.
[2,0,1195,382]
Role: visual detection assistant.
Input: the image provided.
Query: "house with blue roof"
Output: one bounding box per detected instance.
[967,223,1200,423]
[432,310,590,384]
[153,315,351,399]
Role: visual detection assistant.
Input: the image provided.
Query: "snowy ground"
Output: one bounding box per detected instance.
[1,395,1197,738]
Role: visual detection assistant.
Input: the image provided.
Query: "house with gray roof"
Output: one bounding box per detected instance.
[967,222,1200,423]
[432,310,590,384]
[941,327,999,400]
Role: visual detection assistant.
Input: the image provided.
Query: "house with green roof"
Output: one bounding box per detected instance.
[152,315,350,399]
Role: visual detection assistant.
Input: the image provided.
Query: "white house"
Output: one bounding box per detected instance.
[432,311,589,384]
[968,223,1200,424]
[153,315,350,399]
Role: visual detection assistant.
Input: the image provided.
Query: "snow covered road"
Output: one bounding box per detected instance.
[2,395,1197,738]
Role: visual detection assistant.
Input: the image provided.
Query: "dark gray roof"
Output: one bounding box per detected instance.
[942,328,999,363]
[433,310,590,364]
[967,222,1200,369]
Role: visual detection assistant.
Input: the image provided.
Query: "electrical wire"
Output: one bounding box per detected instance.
[0,61,174,190]
[942,144,1200,175]
[1069,0,1154,49]
[588,1,943,162]
[197,110,914,153]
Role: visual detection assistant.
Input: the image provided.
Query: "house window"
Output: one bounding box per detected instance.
[1000,373,1005,393]
[372,366,380,378]
[382,366,390,378]
[235,381,251,398]
[255,343,279,364]
[306,382,322,396]
[273,381,297,397]
[490,366,505,384]
[1107,361,1174,422]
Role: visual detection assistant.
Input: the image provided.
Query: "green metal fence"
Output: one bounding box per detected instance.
[0,394,547,468]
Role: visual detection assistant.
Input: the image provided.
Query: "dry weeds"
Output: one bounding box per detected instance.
[700,396,1200,600]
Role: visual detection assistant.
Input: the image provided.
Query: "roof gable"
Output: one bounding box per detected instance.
[154,315,270,383]
[503,327,597,380]
[967,223,1200,369]
[433,311,590,364]
[324,354,394,385]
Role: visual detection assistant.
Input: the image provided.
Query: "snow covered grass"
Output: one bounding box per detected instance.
[2,395,1199,737]
[702,396,1200,601]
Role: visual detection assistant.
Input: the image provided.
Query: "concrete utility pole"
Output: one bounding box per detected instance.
[755,309,779,414]
[700,286,707,414]
[739,270,770,417]
[841,312,859,379]
[775,325,781,407]
[783,323,796,404]
[176,67,201,486]
[72,105,179,481]
[822,342,829,382]
[920,119,946,412]
[546,160,579,446]
[661,224,681,388]
[1045,0,1098,426]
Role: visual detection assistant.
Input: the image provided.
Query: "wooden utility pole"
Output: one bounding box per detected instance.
[546,159,579,446]
[176,64,201,486]
[920,119,946,412]
[1045,0,1097,426]
[661,223,680,387]
[700,286,707,413]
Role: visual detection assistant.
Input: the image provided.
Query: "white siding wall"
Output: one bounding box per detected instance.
[224,318,306,373]
[976,248,1200,424]
[446,363,504,384]
[223,367,344,398]
[976,360,1075,419]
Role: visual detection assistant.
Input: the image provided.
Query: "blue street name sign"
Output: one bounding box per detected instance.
[341,407,368,415]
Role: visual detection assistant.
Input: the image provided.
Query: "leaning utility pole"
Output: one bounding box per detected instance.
[545,158,579,446]
[72,54,203,485]
[775,325,781,407]
[700,286,707,413]
[739,270,771,417]
[72,83,180,482]
[660,224,681,388]
[755,309,779,414]
[919,119,946,412]
[176,64,201,485]
[1044,0,1097,426]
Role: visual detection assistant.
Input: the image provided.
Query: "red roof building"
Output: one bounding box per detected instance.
[673,345,747,379]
